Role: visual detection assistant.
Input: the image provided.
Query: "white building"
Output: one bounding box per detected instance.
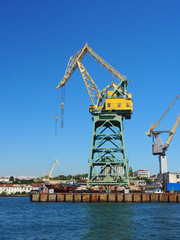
[0,183,42,195]
[0,177,10,183]
[134,170,150,178]
[163,172,180,183]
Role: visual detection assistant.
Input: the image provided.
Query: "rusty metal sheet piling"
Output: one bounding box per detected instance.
[108,193,116,202]
[74,194,82,202]
[117,194,124,202]
[57,193,65,202]
[142,194,150,202]
[124,193,133,202]
[133,193,141,202]
[30,193,180,203]
[99,194,108,202]
[91,193,99,202]
[82,193,91,202]
[159,193,169,202]
[40,194,48,202]
[169,193,177,202]
[150,194,159,202]
[65,193,74,202]
[48,194,56,202]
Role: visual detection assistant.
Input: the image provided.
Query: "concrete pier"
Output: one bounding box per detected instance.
[30,193,180,203]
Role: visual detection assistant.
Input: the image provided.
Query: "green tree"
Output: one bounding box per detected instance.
[67,175,73,180]
[21,191,27,195]
[1,192,6,196]
[20,179,34,184]
[74,174,81,181]
[144,177,152,185]
[13,178,20,184]
[9,176,14,182]
[53,175,67,180]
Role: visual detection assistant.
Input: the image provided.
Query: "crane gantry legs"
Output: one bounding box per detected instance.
[87,113,129,192]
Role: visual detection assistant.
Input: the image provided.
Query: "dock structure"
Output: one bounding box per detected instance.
[31,193,180,203]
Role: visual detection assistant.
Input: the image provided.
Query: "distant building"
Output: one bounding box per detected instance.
[142,183,162,192]
[0,177,10,183]
[0,183,42,195]
[134,170,150,178]
[80,177,88,182]
[130,180,146,187]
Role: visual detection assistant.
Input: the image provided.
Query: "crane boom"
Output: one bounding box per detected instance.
[56,44,88,89]
[77,61,102,109]
[165,113,180,146]
[42,159,60,181]
[87,46,126,81]
[146,94,180,137]
[56,43,127,90]
[48,159,60,178]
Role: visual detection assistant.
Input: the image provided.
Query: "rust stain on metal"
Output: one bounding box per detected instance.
[117,194,124,202]
[178,194,180,203]
[99,194,107,202]
[40,193,48,202]
[48,194,56,202]
[82,193,91,202]
[150,194,159,202]
[124,193,132,202]
[169,193,177,202]
[31,193,40,202]
[159,193,168,202]
[142,194,149,202]
[91,193,99,202]
[57,194,65,202]
[133,193,141,202]
[108,193,116,202]
[74,194,82,202]
[65,193,73,202]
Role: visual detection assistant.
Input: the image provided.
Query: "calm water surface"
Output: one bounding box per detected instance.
[0,197,180,240]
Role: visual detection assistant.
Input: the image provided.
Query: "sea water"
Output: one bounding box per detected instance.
[0,197,180,240]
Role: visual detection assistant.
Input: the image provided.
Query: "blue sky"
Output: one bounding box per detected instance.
[0,0,180,178]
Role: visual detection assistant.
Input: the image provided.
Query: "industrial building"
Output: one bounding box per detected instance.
[163,172,180,184]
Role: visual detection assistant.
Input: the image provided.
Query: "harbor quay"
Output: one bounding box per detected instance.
[31,192,180,203]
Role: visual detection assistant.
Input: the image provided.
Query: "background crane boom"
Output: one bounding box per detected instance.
[146,94,180,178]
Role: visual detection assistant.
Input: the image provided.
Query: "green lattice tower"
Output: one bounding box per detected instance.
[87,113,129,192]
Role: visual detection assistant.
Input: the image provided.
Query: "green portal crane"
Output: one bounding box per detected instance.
[56,43,133,192]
